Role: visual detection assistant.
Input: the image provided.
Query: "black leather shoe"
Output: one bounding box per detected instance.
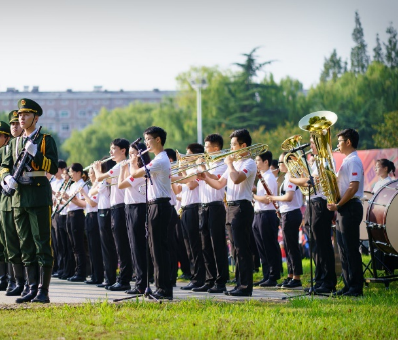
[315,286,336,294]
[208,285,227,294]
[125,287,144,295]
[152,289,173,300]
[178,274,191,280]
[276,278,292,288]
[229,287,252,297]
[181,282,203,290]
[259,279,278,287]
[191,284,213,292]
[282,279,302,288]
[51,273,59,278]
[69,276,86,282]
[106,282,131,291]
[333,287,349,296]
[5,284,24,296]
[253,279,267,286]
[224,286,238,295]
[97,282,111,288]
[84,280,103,285]
[342,289,363,297]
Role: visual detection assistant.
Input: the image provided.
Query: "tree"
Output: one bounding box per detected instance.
[373,111,398,148]
[320,49,344,82]
[384,22,398,68]
[351,11,370,74]
[373,33,384,63]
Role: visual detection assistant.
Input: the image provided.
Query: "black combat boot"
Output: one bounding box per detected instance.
[5,264,25,296]
[5,263,16,294]
[16,264,39,303]
[0,261,8,291]
[31,266,52,303]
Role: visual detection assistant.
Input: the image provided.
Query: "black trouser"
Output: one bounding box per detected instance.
[252,210,282,281]
[307,198,336,288]
[181,203,205,285]
[85,212,104,283]
[148,200,172,293]
[175,214,191,276]
[281,208,303,276]
[226,200,254,291]
[336,200,363,292]
[52,213,64,275]
[199,202,229,286]
[98,209,117,285]
[59,214,75,277]
[111,205,132,285]
[67,210,86,278]
[167,208,179,285]
[51,225,58,273]
[125,203,147,291]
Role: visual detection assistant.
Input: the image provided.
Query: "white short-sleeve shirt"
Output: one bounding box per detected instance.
[278,175,303,213]
[372,176,392,194]
[85,191,99,214]
[97,180,111,210]
[222,158,257,202]
[200,161,227,203]
[124,175,146,204]
[67,179,88,212]
[107,163,125,207]
[336,151,364,199]
[254,169,278,211]
[145,151,172,201]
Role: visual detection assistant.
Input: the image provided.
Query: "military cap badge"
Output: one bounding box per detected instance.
[21,100,26,106]
[13,111,18,117]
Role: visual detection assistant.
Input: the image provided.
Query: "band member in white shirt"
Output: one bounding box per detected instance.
[267,153,303,288]
[327,128,364,296]
[94,139,132,292]
[65,163,89,282]
[198,129,256,297]
[80,168,104,285]
[129,126,173,300]
[173,143,205,291]
[372,159,395,194]
[287,137,336,293]
[119,142,150,295]
[252,151,282,287]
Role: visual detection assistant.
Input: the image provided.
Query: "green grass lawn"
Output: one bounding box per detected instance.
[1,257,397,340]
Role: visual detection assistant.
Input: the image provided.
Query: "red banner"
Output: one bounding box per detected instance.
[333,148,398,192]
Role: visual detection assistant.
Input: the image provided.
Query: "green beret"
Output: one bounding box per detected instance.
[8,110,19,124]
[0,121,11,136]
[18,98,43,116]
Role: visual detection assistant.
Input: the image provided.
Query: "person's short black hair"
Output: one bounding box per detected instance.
[130,142,151,168]
[204,134,223,150]
[144,126,167,146]
[258,151,273,165]
[164,148,177,162]
[337,128,359,149]
[101,156,116,173]
[70,163,83,174]
[111,138,129,157]
[187,143,204,154]
[229,128,252,146]
[271,159,279,169]
[58,159,67,169]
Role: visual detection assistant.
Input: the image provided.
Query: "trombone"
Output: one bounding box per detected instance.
[171,143,268,184]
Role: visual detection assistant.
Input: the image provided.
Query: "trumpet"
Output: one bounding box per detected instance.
[171,143,268,184]
[83,156,113,171]
[119,148,151,167]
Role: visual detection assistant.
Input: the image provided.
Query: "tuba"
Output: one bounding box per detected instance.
[298,111,340,204]
[281,135,316,196]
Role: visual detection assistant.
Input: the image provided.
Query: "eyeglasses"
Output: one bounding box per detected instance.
[278,161,284,164]
[337,139,347,143]
[144,138,155,143]
[230,143,242,147]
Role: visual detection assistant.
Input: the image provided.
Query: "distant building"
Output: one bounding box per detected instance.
[0,86,176,140]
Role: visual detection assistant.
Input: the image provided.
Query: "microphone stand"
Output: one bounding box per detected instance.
[114,147,160,302]
[282,146,328,299]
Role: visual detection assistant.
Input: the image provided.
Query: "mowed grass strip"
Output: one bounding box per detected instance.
[0,292,397,340]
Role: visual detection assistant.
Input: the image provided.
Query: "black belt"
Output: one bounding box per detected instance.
[227,200,251,206]
[126,203,146,207]
[346,198,361,204]
[67,209,84,215]
[254,209,275,214]
[181,203,200,210]
[148,197,171,205]
[310,197,326,203]
[111,203,125,210]
[86,212,98,217]
[201,201,223,208]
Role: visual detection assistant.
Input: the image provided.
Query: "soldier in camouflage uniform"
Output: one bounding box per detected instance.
[1,99,58,303]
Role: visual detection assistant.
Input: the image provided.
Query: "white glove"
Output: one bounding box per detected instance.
[4,175,17,190]
[25,140,38,157]
[1,180,10,193]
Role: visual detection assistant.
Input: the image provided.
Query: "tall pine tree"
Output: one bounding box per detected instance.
[384,22,398,68]
[373,33,384,63]
[320,49,343,82]
[350,11,370,74]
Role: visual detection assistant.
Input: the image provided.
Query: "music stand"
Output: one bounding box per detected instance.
[281,147,329,299]
[114,147,159,303]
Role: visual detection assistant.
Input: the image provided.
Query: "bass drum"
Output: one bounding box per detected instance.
[360,191,373,240]
[366,180,398,255]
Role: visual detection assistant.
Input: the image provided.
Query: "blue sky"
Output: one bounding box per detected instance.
[0,0,396,92]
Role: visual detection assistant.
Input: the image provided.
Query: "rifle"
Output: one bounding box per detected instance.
[2,126,42,197]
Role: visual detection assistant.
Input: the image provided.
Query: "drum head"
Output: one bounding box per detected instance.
[360,191,372,240]
[386,187,398,253]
